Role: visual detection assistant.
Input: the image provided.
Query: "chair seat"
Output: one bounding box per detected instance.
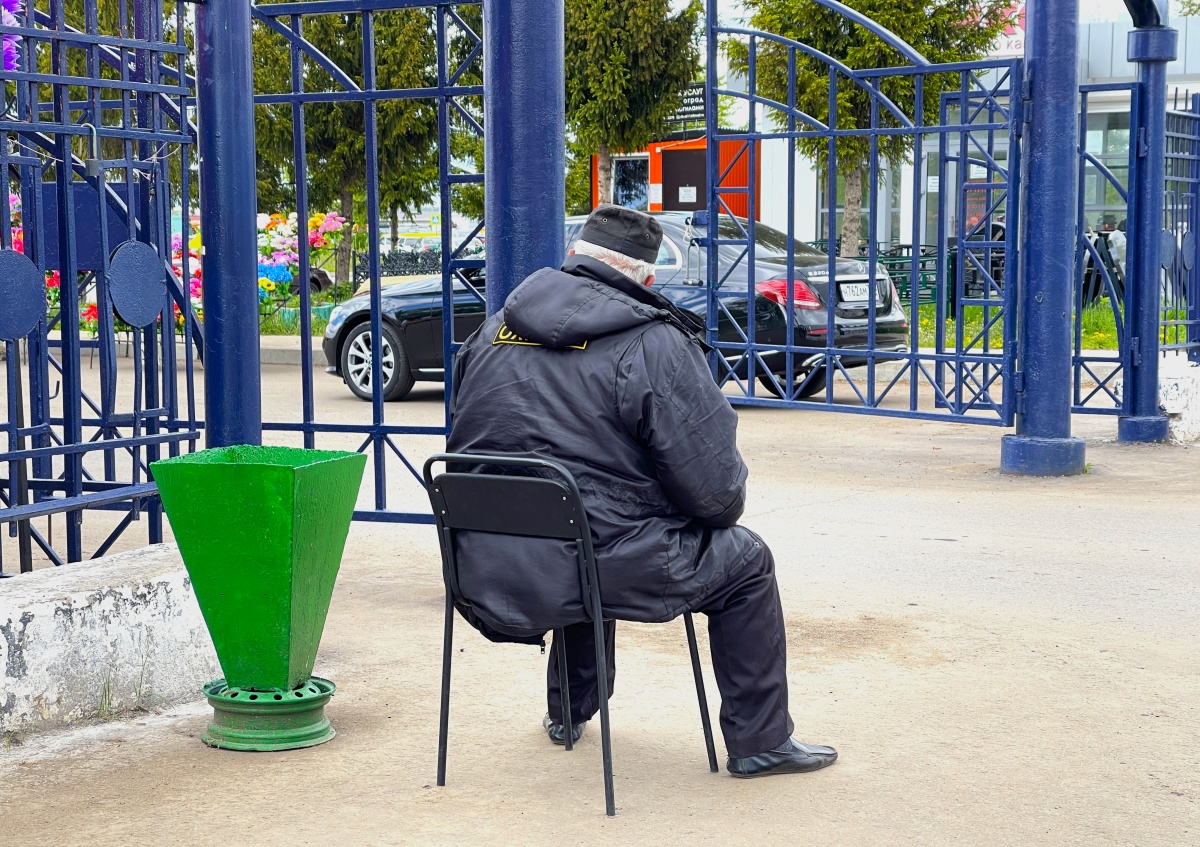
[424,453,719,817]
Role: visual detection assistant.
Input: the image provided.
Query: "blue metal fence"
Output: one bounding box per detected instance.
[1072,83,1200,416]
[1,1,482,572]
[705,1,1021,424]
[0,0,199,574]
[1162,90,1200,363]
[251,0,483,524]
[7,2,1200,572]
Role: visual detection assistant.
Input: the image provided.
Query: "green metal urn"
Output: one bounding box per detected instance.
[151,445,366,751]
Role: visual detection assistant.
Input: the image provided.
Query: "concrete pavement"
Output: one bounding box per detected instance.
[0,368,1197,845]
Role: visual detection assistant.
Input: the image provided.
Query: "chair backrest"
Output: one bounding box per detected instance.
[428,473,584,540]
[423,454,600,639]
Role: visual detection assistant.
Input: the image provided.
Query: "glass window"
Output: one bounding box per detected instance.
[1082,111,1131,235]
[716,218,824,258]
[612,157,650,211]
[656,238,680,267]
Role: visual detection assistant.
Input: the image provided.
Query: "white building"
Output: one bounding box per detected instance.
[757,12,1200,247]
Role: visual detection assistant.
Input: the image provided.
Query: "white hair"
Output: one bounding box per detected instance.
[573,239,656,286]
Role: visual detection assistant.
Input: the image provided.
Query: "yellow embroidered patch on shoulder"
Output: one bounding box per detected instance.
[492,323,587,350]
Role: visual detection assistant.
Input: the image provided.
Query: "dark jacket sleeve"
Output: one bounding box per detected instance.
[616,325,748,527]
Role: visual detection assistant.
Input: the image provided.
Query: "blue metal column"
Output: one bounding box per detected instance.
[1000,0,1086,475]
[195,0,262,447]
[1119,15,1177,442]
[482,0,566,315]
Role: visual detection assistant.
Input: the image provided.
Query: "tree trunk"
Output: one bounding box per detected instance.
[389,206,399,252]
[337,186,354,285]
[839,166,864,258]
[597,142,612,206]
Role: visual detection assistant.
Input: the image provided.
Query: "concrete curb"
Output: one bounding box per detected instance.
[0,544,218,738]
[259,335,326,366]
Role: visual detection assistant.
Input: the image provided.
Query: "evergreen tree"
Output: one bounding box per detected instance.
[446,7,488,227]
[732,0,1010,256]
[565,137,595,216]
[252,9,441,282]
[566,0,702,205]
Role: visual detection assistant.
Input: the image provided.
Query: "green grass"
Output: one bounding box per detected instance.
[259,313,330,336]
[1078,301,1122,351]
[916,301,1122,351]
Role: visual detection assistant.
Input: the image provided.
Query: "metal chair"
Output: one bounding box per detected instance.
[423,453,719,817]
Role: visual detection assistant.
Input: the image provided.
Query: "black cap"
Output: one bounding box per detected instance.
[578,204,663,264]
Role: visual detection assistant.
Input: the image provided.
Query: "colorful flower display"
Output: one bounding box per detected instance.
[78,303,99,336]
[171,229,204,330]
[253,211,345,302]
[4,194,343,332]
[2,0,22,73]
[7,191,23,254]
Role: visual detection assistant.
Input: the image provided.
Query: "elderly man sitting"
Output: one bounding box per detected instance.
[445,205,837,777]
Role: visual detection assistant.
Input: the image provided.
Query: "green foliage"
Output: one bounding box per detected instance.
[445,6,487,223]
[251,10,441,217]
[260,312,331,337]
[1180,0,1200,15]
[450,129,486,221]
[565,137,595,216]
[29,1,193,188]
[731,0,1012,175]
[565,0,702,155]
[732,0,1011,254]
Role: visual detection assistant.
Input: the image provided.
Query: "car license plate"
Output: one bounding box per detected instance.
[839,282,871,302]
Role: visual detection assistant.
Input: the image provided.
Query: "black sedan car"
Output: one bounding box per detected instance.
[323,213,909,401]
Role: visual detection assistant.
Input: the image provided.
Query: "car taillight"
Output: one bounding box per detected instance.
[755,278,821,310]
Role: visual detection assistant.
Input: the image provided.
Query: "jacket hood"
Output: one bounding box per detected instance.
[503,255,705,349]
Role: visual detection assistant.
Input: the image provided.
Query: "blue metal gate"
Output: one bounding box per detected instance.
[1072,84,1200,416]
[1,1,199,574]
[704,0,1020,424]
[1,1,483,572]
[1072,83,1139,415]
[250,0,484,525]
[1162,90,1200,363]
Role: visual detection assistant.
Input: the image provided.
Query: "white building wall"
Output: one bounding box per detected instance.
[899,161,916,244]
[759,139,818,240]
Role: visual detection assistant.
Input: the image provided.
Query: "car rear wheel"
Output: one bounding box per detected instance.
[341,322,415,402]
[757,367,827,400]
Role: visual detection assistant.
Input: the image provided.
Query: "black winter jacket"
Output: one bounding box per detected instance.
[446,255,757,640]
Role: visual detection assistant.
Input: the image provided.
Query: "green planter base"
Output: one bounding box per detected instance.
[202,677,337,752]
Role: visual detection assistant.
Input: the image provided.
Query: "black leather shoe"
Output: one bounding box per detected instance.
[543,713,587,745]
[727,738,838,778]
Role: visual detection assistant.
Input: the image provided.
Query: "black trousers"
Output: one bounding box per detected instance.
[547,541,793,758]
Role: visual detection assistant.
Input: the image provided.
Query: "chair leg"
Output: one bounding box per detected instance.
[436,591,455,787]
[555,628,573,752]
[592,616,616,816]
[684,612,719,773]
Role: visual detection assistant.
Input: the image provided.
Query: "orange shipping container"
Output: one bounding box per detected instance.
[590,137,761,220]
